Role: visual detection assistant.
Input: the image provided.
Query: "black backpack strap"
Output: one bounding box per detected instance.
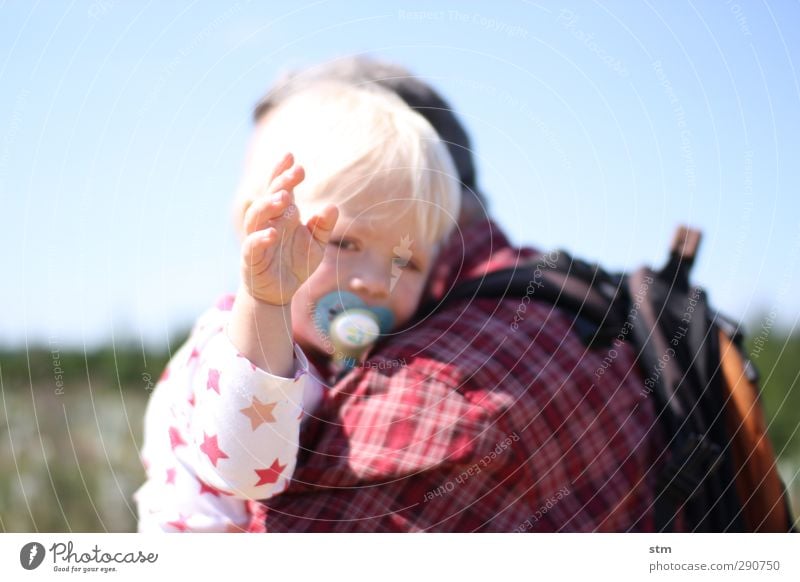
[426,250,627,347]
[631,229,746,531]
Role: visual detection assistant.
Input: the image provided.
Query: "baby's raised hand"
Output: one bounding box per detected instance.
[240,153,338,306]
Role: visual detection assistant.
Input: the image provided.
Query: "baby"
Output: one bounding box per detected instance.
[134,82,461,532]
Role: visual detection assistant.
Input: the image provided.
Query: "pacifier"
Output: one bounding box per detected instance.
[313,291,394,370]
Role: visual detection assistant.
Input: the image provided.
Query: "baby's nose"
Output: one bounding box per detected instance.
[349,270,390,299]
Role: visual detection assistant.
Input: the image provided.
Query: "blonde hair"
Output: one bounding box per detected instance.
[233,82,460,248]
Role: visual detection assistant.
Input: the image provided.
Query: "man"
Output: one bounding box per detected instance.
[245,56,664,532]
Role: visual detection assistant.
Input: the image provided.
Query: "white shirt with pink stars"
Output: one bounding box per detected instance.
[134,296,324,533]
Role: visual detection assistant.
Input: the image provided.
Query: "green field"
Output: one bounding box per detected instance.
[1,329,798,532]
[0,343,173,532]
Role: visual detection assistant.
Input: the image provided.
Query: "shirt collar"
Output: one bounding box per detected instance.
[426,218,538,304]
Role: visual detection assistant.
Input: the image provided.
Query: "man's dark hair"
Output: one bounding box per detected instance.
[253,56,480,201]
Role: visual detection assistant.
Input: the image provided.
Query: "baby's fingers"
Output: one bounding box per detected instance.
[307,204,339,245]
[269,152,294,184]
[269,163,305,197]
[241,228,278,270]
[243,190,294,235]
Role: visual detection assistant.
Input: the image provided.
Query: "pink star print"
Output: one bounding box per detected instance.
[254,459,287,487]
[207,368,220,394]
[199,433,230,467]
[166,514,189,532]
[216,294,235,311]
[169,426,186,450]
[197,476,232,497]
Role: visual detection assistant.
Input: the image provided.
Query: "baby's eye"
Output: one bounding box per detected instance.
[329,238,358,251]
[394,257,423,273]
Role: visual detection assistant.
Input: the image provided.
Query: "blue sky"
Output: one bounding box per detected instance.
[1,0,799,349]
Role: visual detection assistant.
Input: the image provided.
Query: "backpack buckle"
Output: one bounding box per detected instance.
[657,433,723,502]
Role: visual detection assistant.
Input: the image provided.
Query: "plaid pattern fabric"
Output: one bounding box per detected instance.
[249,220,666,532]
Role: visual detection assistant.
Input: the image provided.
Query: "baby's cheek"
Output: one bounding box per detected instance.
[392,275,427,326]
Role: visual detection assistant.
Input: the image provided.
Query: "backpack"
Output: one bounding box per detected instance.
[444,225,794,532]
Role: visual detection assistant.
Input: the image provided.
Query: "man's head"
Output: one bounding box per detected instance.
[237,82,461,362]
[250,56,485,226]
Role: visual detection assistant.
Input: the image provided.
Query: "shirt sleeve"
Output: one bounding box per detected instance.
[290,354,501,487]
[134,302,315,532]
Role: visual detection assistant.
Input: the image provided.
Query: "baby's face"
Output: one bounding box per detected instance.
[291,203,436,362]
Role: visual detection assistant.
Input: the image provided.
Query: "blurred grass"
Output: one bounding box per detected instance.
[744,327,800,528]
[0,341,181,532]
[0,327,798,532]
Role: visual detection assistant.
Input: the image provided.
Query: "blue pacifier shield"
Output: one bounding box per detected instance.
[313,291,394,338]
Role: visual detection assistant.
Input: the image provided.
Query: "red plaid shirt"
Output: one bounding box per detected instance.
[249,219,665,532]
